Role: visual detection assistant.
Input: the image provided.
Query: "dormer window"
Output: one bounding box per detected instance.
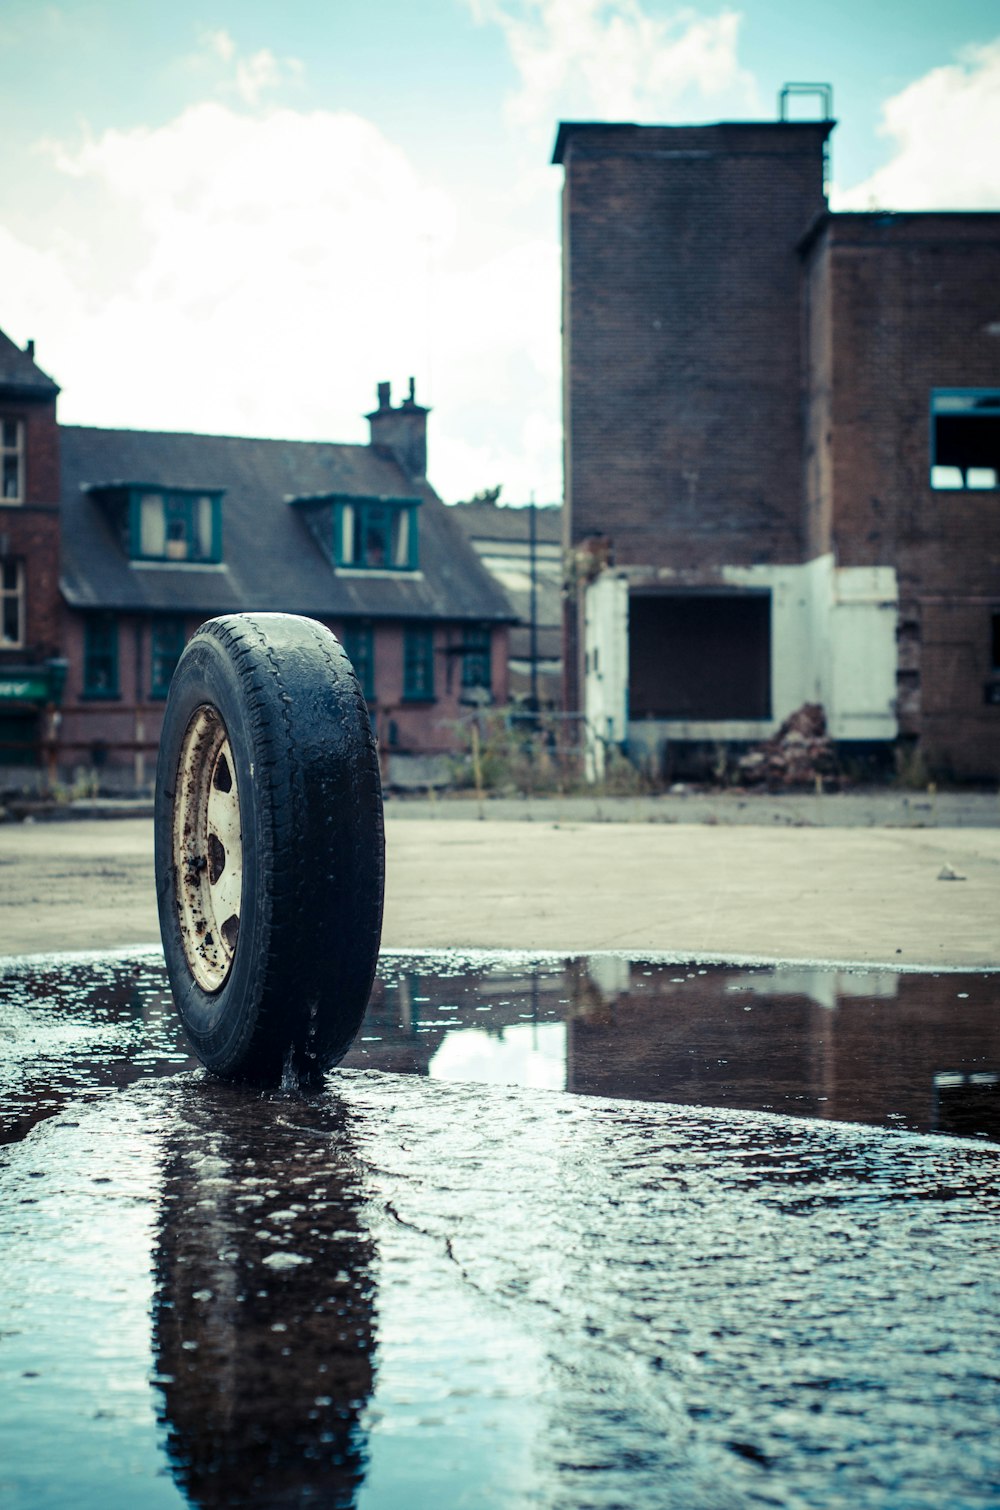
[86,482,225,564]
[334,498,418,570]
[132,488,222,562]
[1,419,24,504]
[291,492,420,572]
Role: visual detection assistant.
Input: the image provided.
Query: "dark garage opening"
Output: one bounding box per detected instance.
[629,592,771,720]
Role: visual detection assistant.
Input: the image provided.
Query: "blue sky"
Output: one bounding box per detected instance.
[2,0,998,504]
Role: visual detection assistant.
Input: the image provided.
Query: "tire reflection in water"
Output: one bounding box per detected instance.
[152,1081,377,1508]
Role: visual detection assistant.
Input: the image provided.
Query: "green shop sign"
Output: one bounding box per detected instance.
[0,677,50,701]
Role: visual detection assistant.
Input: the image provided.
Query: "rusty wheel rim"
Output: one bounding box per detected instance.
[173,705,243,992]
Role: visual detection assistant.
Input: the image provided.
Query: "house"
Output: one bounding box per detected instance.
[554,117,1000,781]
[0,330,514,789]
[448,499,563,709]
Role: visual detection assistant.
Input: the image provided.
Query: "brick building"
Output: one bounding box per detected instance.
[0,329,513,790]
[0,332,66,772]
[554,119,1000,781]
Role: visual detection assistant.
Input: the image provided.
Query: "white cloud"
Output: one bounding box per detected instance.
[190,28,304,105]
[0,99,559,502]
[834,39,1000,210]
[469,0,759,132]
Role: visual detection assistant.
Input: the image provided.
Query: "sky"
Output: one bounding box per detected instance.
[1,0,999,506]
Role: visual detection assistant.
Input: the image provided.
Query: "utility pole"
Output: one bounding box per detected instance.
[528,492,539,716]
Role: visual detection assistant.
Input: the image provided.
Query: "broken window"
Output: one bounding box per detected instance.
[930,391,1000,490]
[629,592,771,720]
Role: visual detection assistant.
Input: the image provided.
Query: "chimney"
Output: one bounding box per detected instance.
[366,377,429,480]
[26,339,35,360]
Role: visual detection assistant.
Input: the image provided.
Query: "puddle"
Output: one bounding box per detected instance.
[1,952,999,1509]
[1,950,998,1145]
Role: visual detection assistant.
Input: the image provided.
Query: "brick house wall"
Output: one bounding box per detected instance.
[0,339,64,776]
[805,215,1000,777]
[0,391,61,662]
[58,612,510,789]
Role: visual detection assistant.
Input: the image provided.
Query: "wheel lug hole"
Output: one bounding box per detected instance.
[208,832,226,886]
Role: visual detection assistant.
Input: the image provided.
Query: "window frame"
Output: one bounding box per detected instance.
[0,557,24,648]
[1,417,24,506]
[930,389,1000,492]
[127,486,224,563]
[331,498,420,571]
[150,617,186,700]
[403,626,435,702]
[83,614,120,700]
[342,622,375,701]
[460,626,492,692]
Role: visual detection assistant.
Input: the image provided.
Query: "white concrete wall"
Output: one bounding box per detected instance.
[583,572,629,778]
[585,554,898,774]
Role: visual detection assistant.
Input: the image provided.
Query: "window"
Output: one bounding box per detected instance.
[931,391,1000,490]
[1,558,24,647]
[130,488,222,562]
[84,615,119,698]
[342,623,375,700]
[1,419,24,504]
[404,627,435,700]
[151,619,185,699]
[333,499,418,570]
[461,627,492,691]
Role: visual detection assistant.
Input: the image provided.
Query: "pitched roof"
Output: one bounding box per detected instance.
[0,329,60,398]
[447,500,563,662]
[60,425,515,623]
[448,499,563,546]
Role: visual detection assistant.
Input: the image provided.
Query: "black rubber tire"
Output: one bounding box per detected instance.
[154,612,384,1084]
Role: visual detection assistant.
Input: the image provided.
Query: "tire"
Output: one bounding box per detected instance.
[154,612,384,1084]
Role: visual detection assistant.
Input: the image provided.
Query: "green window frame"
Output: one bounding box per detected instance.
[342,623,375,700]
[461,626,492,691]
[83,614,119,699]
[128,487,223,562]
[403,627,435,701]
[332,499,419,570]
[151,618,185,700]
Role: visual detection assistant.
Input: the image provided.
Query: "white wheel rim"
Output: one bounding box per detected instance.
[173,705,243,993]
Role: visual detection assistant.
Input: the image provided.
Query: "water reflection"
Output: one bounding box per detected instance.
[153,1081,377,1508]
[1,951,997,1146]
[0,952,194,1144]
[345,956,1000,1141]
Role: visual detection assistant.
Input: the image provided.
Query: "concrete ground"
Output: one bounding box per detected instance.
[0,805,997,966]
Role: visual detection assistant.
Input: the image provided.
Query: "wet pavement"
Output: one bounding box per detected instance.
[2,950,999,1507]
